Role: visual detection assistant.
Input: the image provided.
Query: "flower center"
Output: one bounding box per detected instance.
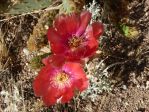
[55,72,69,85]
[68,36,82,48]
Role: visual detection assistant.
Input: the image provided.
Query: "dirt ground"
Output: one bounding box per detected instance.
[0,0,149,112]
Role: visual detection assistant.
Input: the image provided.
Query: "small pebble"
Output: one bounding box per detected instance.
[23,48,30,56]
[44,25,49,30]
[122,85,127,90]
[146,81,149,89]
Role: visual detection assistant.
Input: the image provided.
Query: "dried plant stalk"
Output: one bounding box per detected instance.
[0,31,8,69]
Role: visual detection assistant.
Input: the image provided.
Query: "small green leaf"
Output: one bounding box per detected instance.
[122,25,129,36]
[120,24,139,39]
[30,53,50,69]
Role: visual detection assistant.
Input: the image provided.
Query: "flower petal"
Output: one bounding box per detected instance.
[42,88,58,106]
[42,56,49,65]
[84,38,98,57]
[54,14,68,37]
[63,62,88,91]
[65,46,86,60]
[61,88,74,103]
[47,28,63,43]
[64,63,82,77]
[51,43,67,54]
[42,85,68,106]
[47,28,68,54]
[42,95,57,106]
[75,78,89,91]
[65,13,80,35]
[67,41,98,59]
[33,71,50,96]
[33,65,56,96]
[76,11,91,36]
[91,22,104,39]
[83,25,99,57]
[63,62,87,81]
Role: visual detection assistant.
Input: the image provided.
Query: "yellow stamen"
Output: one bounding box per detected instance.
[55,72,69,85]
[68,36,82,48]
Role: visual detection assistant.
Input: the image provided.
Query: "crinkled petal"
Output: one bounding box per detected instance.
[33,75,50,96]
[47,28,68,54]
[37,65,55,80]
[65,46,86,60]
[67,41,98,59]
[42,95,57,106]
[63,62,84,75]
[47,28,63,43]
[84,24,94,40]
[51,43,67,54]
[54,14,68,37]
[75,78,89,91]
[63,62,88,91]
[42,56,49,65]
[63,62,87,81]
[91,22,104,39]
[84,38,98,57]
[83,25,99,57]
[76,11,91,36]
[65,13,80,35]
[42,87,58,106]
[33,65,54,96]
[61,88,74,103]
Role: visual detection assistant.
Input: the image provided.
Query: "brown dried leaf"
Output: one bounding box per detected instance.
[27,11,56,51]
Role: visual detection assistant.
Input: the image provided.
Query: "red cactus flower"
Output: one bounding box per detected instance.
[33,55,88,106]
[47,11,103,60]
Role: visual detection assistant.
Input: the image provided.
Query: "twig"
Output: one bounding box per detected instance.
[102,61,126,76]
[0,4,62,22]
